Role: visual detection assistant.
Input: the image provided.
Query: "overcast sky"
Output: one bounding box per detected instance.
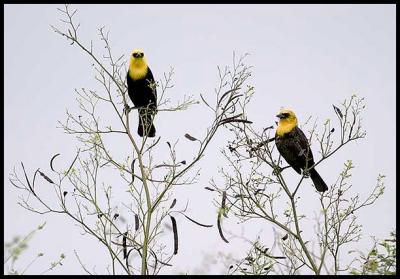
[5,4,395,275]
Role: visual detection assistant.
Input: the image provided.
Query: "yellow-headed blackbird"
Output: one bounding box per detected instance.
[275,109,328,192]
[127,49,157,137]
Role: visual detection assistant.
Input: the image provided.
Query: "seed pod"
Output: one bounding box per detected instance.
[135,214,139,231]
[217,88,238,106]
[217,211,229,243]
[220,118,253,125]
[221,191,227,208]
[122,232,128,259]
[181,213,213,228]
[50,153,60,172]
[170,198,177,209]
[184,133,197,141]
[263,125,274,131]
[150,249,172,267]
[170,216,178,255]
[204,187,215,192]
[221,191,228,218]
[333,105,343,119]
[131,159,136,183]
[39,171,54,184]
[126,248,134,261]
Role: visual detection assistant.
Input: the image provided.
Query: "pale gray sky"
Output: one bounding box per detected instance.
[5,4,395,274]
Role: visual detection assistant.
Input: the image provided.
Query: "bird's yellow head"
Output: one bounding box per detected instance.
[276,109,298,136]
[129,49,148,80]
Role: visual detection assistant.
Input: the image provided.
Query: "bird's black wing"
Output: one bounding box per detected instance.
[275,126,315,174]
[275,131,303,174]
[293,126,315,168]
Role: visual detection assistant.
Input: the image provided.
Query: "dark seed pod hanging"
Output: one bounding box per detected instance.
[169,198,177,209]
[221,191,228,217]
[122,231,128,259]
[131,159,136,183]
[217,211,229,243]
[135,214,139,231]
[170,216,178,255]
[221,191,227,208]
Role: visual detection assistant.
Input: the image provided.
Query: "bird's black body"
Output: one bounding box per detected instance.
[127,68,157,137]
[275,126,328,192]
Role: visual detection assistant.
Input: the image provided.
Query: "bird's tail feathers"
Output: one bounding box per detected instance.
[309,168,328,192]
[138,114,156,138]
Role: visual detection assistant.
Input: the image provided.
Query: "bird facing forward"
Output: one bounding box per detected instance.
[275,109,328,192]
[127,49,157,137]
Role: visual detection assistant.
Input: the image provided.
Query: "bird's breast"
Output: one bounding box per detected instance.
[128,64,148,81]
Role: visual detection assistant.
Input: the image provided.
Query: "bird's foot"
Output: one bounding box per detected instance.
[272,165,290,176]
[302,169,310,178]
[123,104,132,115]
